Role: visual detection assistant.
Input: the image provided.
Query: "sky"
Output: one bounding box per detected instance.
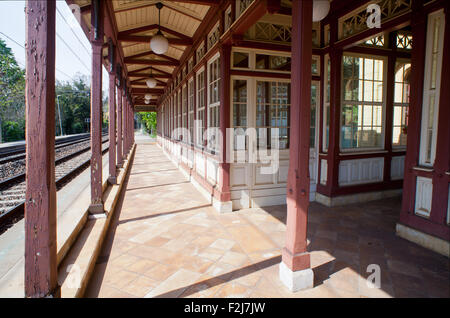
[0,0,109,93]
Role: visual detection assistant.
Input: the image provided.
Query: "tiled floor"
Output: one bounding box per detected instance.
[84,142,450,298]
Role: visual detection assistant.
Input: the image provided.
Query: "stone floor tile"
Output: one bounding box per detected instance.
[144,269,202,298]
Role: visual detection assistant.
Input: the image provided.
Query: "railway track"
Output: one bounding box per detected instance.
[0,135,92,165]
[0,135,110,234]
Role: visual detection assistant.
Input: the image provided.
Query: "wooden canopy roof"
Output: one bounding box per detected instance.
[68,0,220,110]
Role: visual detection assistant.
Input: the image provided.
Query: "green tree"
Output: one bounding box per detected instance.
[55,74,91,135]
[137,112,156,136]
[0,38,25,142]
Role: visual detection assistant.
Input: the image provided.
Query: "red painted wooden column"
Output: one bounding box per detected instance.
[400,0,427,224]
[122,90,127,159]
[117,76,123,167]
[108,40,117,184]
[24,0,59,298]
[89,0,105,214]
[124,95,130,155]
[218,44,232,209]
[280,0,314,292]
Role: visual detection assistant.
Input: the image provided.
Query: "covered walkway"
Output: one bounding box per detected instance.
[84,139,450,298]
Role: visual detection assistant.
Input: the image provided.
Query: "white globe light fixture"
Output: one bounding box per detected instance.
[145,99,150,105]
[313,0,330,22]
[146,77,157,88]
[150,3,169,55]
[145,93,152,100]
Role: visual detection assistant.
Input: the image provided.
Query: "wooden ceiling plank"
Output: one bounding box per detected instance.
[163,2,203,22]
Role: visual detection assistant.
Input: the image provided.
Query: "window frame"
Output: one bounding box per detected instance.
[392,59,411,150]
[188,78,195,145]
[323,54,331,153]
[339,52,388,152]
[419,9,445,167]
[207,53,221,129]
[196,66,206,148]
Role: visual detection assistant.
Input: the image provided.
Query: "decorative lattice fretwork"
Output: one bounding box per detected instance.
[365,35,385,47]
[207,24,221,51]
[196,43,205,64]
[188,57,194,73]
[396,32,413,49]
[245,22,292,43]
[237,0,254,18]
[224,6,233,32]
[340,0,412,40]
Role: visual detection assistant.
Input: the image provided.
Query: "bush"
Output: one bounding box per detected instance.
[72,122,84,134]
[2,120,25,142]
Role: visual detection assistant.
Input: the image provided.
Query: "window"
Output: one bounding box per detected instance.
[208,56,221,130]
[171,96,175,134]
[323,54,331,152]
[419,10,445,166]
[188,57,194,73]
[236,0,253,19]
[310,83,319,148]
[182,85,188,141]
[224,6,232,32]
[207,23,220,51]
[188,79,195,143]
[312,55,320,76]
[233,52,249,68]
[233,80,248,150]
[324,24,330,46]
[396,32,413,50]
[341,55,385,150]
[177,90,182,132]
[196,42,205,64]
[196,69,205,147]
[364,35,385,47]
[255,54,291,71]
[256,81,290,150]
[393,61,411,148]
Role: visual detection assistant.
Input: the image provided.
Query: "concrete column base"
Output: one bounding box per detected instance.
[213,199,233,214]
[88,204,104,214]
[279,262,314,292]
[396,223,450,257]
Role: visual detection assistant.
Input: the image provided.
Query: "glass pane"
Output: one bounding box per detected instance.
[233,52,249,68]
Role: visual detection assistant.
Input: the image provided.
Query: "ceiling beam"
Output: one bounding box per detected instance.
[118,34,193,46]
[125,59,179,66]
[132,88,165,94]
[171,0,219,5]
[128,66,172,76]
[119,24,192,41]
[132,81,167,86]
[124,51,180,64]
[129,73,172,78]
[113,1,204,22]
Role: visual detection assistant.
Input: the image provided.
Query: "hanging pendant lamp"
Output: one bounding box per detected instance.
[146,68,157,88]
[312,0,330,22]
[150,2,169,55]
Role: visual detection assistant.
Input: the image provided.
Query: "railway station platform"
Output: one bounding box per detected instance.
[83,140,450,298]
